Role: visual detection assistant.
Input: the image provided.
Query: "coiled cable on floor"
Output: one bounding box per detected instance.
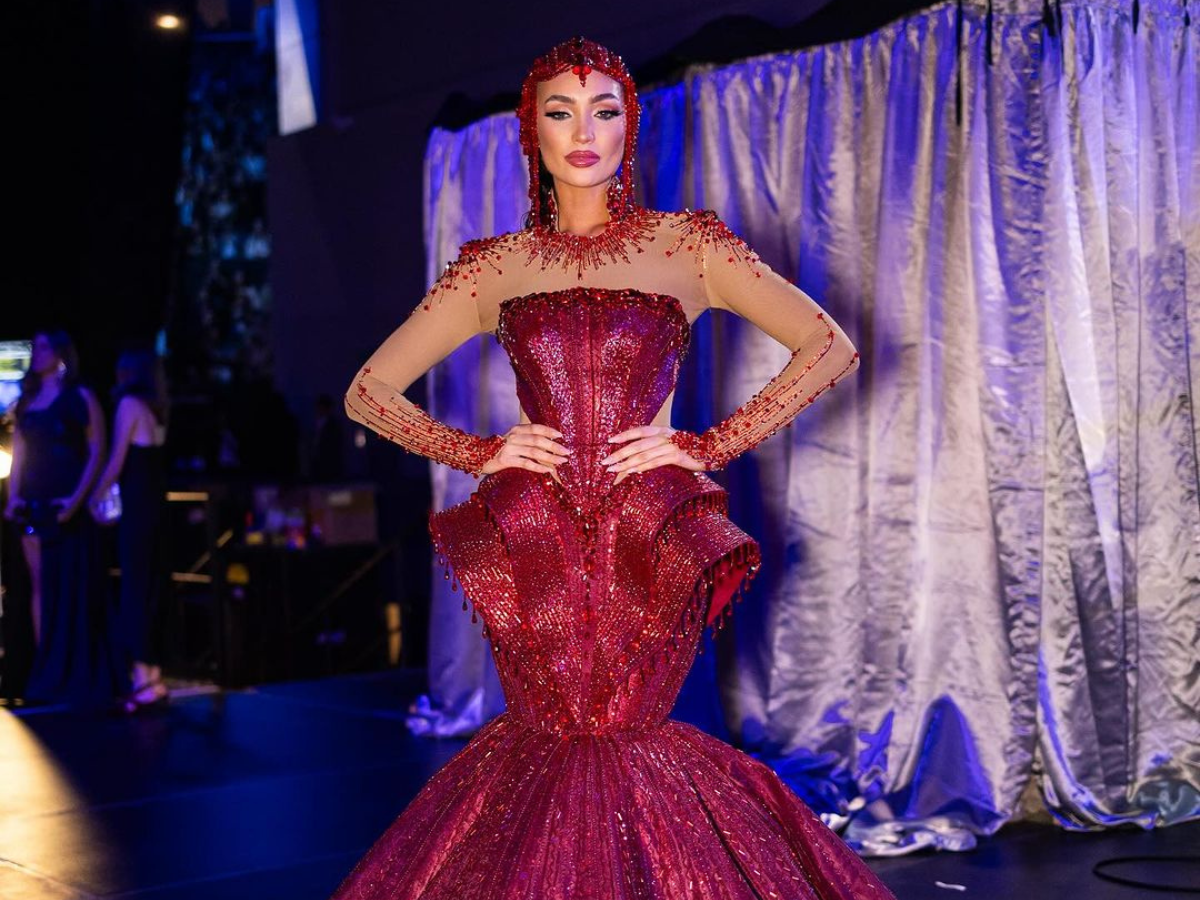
[1092,855,1200,893]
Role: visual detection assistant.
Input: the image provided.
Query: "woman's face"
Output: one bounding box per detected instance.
[30,334,61,377]
[536,69,626,197]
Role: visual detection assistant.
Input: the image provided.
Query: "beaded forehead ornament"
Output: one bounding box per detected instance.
[518,36,640,227]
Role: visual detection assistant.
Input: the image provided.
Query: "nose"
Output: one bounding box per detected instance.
[573,116,595,145]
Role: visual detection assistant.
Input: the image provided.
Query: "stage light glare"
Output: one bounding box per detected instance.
[0,448,10,480]
[155,13,183,30]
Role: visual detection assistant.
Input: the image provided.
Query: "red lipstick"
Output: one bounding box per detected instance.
[565,150,601,167]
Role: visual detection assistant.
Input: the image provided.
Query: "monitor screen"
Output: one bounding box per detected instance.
[0,340,31,414]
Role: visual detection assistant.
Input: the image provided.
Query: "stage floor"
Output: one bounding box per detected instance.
[0,669,1195,899]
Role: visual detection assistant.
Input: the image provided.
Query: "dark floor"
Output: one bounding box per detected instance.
[0,669,1196,899]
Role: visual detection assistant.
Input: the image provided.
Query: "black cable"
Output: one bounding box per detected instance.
[1092,855,1200,893]
[1043,0,1058,38]
[985,0,994,67]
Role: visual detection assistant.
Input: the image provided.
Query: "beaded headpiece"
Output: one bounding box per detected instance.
[518,36,640,229]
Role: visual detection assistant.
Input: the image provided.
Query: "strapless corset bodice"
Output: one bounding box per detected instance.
[496,288,690,517]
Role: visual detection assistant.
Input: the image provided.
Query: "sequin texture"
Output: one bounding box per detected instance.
[330,287,894,900]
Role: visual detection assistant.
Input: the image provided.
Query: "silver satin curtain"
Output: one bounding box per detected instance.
[404,0,1200,855]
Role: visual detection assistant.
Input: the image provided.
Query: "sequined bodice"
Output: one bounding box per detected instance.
[495,288,690,518]
[460,286,735,736]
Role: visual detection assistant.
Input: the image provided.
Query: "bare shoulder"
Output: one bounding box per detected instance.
[115,394,147,417]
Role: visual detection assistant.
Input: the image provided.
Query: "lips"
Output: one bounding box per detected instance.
[565,151,601,167]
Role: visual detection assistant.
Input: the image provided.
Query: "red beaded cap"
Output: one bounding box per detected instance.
[518,36,640,229]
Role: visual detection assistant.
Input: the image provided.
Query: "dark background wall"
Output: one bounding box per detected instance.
[3,0,194,387]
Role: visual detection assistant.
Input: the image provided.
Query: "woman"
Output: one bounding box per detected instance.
[89,349,171,712]
[3,330,114,707]
[335,37,893,900]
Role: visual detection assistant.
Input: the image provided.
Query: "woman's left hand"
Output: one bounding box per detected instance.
[601,426,705,484]
[52,496,82,524]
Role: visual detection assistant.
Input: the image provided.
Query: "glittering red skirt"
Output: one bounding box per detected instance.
[329,465,896,899]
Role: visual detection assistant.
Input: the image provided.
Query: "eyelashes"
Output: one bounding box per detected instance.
[543,109,624,121]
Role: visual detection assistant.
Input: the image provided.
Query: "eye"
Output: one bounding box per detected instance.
[544,110,570,120]
[596,108,623,120]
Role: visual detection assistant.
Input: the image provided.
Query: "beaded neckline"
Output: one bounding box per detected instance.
[511,206,662,280]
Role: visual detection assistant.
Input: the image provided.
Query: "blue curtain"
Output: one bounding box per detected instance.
[406,0,1200,855]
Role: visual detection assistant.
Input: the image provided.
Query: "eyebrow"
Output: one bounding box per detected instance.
[543,93,621,105]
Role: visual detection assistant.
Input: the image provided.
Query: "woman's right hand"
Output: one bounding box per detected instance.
[479,423,571,482]
[3,497,25,521]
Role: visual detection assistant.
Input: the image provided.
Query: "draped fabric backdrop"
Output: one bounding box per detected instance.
[402,0,1200,855]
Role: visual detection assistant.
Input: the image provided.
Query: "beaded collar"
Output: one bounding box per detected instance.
[512,203,661,279]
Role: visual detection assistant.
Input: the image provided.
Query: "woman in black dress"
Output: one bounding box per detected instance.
[90,350,170,712]
[3,330,114,707]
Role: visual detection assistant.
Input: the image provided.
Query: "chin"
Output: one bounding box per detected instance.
[548,158,620,187]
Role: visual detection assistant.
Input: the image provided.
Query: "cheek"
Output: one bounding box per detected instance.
[601,124,626,174]
[537,120,567,157]
[602,122,627,163]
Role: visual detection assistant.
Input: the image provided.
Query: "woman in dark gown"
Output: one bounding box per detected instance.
[3,330,116,707]
[90,350,171,712]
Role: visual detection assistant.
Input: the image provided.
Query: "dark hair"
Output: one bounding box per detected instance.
[15,329,80,420]
[114,349,170,427]
[523,158,558,231]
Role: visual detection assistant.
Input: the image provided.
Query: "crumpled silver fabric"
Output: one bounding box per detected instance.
[412,0,1200,854]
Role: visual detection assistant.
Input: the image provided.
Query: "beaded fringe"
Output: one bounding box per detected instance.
[428,496,541,696]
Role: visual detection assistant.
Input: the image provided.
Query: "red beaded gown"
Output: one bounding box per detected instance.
[334,207,895,900]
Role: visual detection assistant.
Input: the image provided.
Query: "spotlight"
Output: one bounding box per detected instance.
[155,13,183,30]
[0,448,10,480]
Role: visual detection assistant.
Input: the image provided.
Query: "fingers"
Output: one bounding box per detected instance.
[511,456,563,485]
[607,425,669,446]
[495,427,570,481]
[522,447,569,467]
[602,427,674,463]
[602,435,667,467]
[611,442,682,484]
[521,423,565,441]
[510,424,571,459]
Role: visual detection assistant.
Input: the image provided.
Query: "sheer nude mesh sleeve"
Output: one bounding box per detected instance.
[344,237,508,477]
[666,211,860,471]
